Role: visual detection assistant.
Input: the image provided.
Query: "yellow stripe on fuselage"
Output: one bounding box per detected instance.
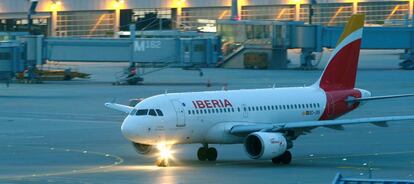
[336,14,365,46]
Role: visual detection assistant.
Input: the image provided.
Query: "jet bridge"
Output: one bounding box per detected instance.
[218,20,414,69]
[43,36,221,66]
[291,25,414,69]
[30,30,221,84]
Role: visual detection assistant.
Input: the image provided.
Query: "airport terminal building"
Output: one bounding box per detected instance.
[0,0,412,37]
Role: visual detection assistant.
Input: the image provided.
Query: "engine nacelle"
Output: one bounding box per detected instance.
[132,142,153,155]
[244,132,287,160]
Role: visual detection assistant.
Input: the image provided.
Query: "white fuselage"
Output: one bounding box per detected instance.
[121,86,328,145]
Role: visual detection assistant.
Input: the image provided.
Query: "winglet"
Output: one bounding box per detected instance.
[314,14,365,91]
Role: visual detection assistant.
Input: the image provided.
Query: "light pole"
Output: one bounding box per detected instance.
[308,0,317,25]
[28,0,39,34]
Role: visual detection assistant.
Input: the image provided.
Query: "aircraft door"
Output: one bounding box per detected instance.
[242,104,248,118]
[171,100,186,127]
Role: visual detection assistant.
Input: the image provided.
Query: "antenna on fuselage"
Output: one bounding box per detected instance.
[222,83,228,91]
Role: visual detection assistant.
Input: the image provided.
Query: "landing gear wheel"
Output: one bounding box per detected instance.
[271,157,281,164]
[156,158,169,167]
[280,151,292,165]
[206,147,217,161]
[197,147,208,161]
[272,151,292,165]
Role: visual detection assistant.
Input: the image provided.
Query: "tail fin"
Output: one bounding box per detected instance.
[314,14,365,91]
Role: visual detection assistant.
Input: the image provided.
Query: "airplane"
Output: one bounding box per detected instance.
[106,14,414,167]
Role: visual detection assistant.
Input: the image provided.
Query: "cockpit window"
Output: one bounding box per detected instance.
[148,109,157,116]
[136,109,148,116]
[130,109,137,115]
[156,109,163,116]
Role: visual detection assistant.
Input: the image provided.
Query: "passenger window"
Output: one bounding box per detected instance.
[204,109,208,114]
[215,109,219,113]
[188,110,191,115]
[155,109,163,116]
[220,109,223,113]
[232,108,235,112]
[237,107,240,112]
[224,109,227,113]
[136,109,148,116]
[248,107,251,111]
[149,109,157,116]
[260,106,263,111]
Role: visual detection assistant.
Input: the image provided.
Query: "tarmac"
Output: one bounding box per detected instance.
[0,50,414,184]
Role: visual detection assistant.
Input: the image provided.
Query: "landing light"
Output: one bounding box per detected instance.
[156,143,174,167]
[157,144,173,159]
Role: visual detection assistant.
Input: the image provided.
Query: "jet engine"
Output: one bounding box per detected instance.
[244,132,287,159]
[132,142,153,155]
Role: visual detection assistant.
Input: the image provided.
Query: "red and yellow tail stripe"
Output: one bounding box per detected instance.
[316,14,365,91]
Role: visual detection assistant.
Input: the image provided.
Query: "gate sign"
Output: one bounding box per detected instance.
[134,41,162,52]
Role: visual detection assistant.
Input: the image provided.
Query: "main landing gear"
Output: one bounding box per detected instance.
[271,151,292,165]
[197,144,217,161]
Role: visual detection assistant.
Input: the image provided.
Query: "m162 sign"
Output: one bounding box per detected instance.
[134,41,162,52]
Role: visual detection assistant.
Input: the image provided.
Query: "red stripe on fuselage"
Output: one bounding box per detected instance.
[319,89,361,120]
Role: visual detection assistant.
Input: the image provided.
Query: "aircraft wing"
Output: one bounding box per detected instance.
[105,102,133,114]
[230,115,414,135]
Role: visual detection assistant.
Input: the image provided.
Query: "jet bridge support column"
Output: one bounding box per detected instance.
[300,48,317,70]
[270,48,288,69]
[270,24,290,69]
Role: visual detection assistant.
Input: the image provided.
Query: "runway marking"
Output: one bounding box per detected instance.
[0,146,124,180]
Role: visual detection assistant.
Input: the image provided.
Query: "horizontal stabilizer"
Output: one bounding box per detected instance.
[346,94,414,103]
[105,102,133,114]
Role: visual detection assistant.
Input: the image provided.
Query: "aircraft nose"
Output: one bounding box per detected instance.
[121,117,140,141]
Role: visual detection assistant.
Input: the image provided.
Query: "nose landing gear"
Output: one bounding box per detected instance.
[156,158,169,167]
[155,144,173,167]
[197,144,217,161]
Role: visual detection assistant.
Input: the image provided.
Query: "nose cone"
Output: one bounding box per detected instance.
[359,89,372,98]
[121,117,140,142]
